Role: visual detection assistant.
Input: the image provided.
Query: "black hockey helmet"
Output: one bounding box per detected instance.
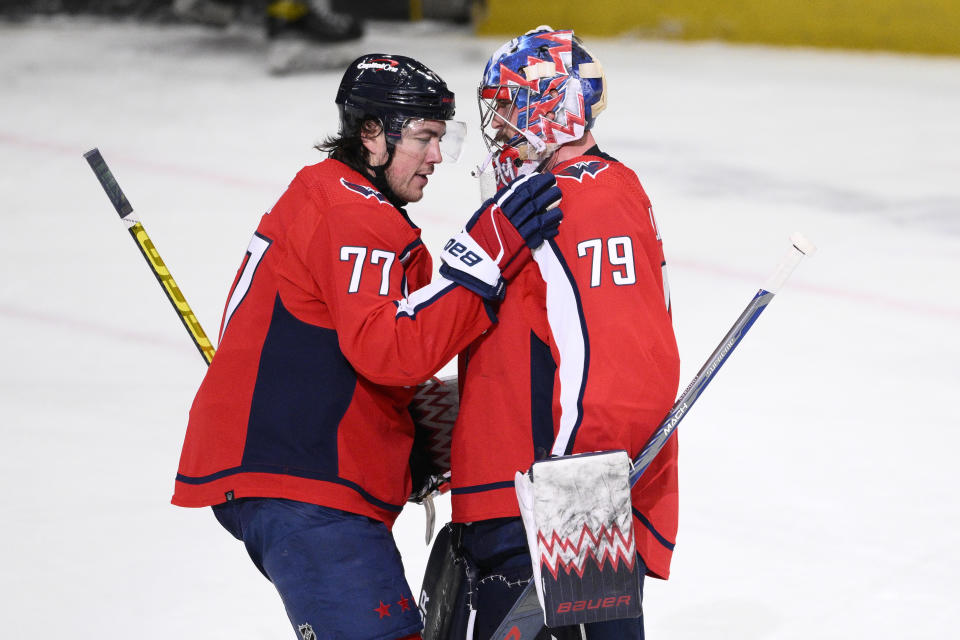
[336,54,457,144]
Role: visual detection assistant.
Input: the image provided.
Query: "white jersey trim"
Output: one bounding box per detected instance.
[533,241,588,456]
[394,276,458,318]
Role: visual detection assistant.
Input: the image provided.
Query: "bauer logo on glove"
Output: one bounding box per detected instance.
[440,172,562,300]
[441,239,483,267]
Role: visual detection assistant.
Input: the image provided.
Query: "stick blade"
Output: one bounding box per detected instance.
[84,147,134,218]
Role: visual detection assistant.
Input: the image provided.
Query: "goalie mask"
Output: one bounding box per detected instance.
[477,26,607,189]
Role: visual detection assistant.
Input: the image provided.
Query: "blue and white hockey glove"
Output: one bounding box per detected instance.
[439,172,562,300]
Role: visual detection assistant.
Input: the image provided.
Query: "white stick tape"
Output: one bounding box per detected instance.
[763,232,816,294]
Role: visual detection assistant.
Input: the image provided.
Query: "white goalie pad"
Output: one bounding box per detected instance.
[515,450,642,627]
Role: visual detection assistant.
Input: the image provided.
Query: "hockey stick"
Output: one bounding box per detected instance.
[489,233,816,640]
[84,148,216,365]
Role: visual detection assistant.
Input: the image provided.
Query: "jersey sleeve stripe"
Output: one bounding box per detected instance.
[533,238,590,456]
[393,277,458,318]
[633,507,676,551]
[398,238,423,264]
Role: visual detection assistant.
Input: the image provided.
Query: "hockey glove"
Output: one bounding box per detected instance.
[439,172,562,300]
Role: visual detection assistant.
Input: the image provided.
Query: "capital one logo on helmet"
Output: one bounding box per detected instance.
[358,58,399,72]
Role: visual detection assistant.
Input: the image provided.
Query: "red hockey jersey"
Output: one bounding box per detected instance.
[172,159,494,527]
[450,152,681,579]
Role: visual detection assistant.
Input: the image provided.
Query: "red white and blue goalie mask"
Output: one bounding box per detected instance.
[477,26,607,190]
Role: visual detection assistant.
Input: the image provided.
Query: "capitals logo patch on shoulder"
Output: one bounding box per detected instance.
[557,160,609,182]
[340,178,391,206]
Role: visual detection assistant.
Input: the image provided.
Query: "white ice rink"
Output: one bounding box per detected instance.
[2,16,959,639]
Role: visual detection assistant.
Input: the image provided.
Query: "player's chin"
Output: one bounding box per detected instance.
[405,176,429,202]
[399,187,424,203]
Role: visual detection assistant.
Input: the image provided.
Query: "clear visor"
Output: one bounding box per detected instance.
[396,117,467,163]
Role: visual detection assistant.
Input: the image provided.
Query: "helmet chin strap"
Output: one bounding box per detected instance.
[518,128,548,154]
[365,144,408,210]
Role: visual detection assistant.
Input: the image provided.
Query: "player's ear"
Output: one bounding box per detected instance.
[360,119,388,166]
[359,118,383,139]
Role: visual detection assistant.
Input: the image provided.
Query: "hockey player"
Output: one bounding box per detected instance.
[173,0,363,39]
[171,53,563,639]
[172,0,365,73]
[434,27,681,639]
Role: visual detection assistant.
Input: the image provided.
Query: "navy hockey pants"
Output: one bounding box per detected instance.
[213,498,421,640]
[446,517,645,640]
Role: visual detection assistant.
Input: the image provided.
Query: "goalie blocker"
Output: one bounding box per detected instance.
[515,450,642,628]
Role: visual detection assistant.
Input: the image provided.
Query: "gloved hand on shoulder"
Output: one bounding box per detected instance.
[439,172,562,300]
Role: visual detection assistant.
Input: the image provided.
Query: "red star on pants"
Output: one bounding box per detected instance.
[375,600,391,618]
[397,596,411,612]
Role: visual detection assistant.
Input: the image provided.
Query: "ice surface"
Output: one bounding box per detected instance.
[2,16,959,639]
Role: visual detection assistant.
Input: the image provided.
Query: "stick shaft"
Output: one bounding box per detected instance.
[84,148,215,365]
[630,241,809,485]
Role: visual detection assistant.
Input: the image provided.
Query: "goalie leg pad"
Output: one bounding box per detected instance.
[420,523,467,640]
[448,519,565,640]
[515,450,643,628]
